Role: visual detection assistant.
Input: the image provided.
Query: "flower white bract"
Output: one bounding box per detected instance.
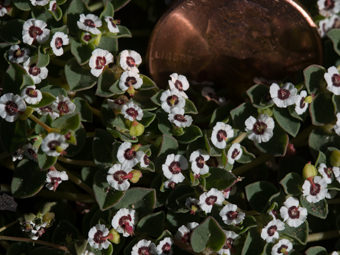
[217,230,239,255]
[88,224,110,250]
[333,166,340,184]
[106,163,132,191]
[168,107,193,128]
[176,222,199,243]
[119,49,142,72]
[8,45,30,64]
[318,163,334,184]
[160,89,186,113]
[156,237,173,255]
[45,170,68,191]
[23,143,38,161]
[117,142,140,168]
[52,95,76,116]
[261,219,285,243]
[271,239,293,255]
[198,188,224,213]
[270,82,297,108]
[77,14,102,34]
[22,19,50,45]
[119,70,143,91]
[111,208,135,237]
[131,239,157,255]
[325,66,340,95]
[105,16,120,33]
[137,151,150,168]
[41,133,68,157]
[49,0,57,11]
[317,0,340,16]
[121,101,143,121]
[294,90,309,115]
[23,58,48,84]
[227,143,243,164]
[36,105,59,120]
[279,197,307,228]
[302,176,329,203]
[89,48,114,77]
[30,0,49,6]
[245,114,275,143]
[334,112,340,136]
[21,86,42,105]
[168,73,189,98]
[0,93,26,122]
[211,122,234,149]
[219,203,245,225]
[162,154,188,184]
[189,150,210,176]
[0,1,8,17]
[50,32,69,56]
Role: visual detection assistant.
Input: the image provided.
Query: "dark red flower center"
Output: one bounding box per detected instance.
[288,206,300,219]
[124,148,136,160]
[47,140,60,150]
[40,106,52,113]
[278,245,288,254]
[14,48,24,58]
[29,26,43,39]
[310,182,321,196]
[226,211,238,220]
[174,114,186,122]
[267,225,277,236]
[29,64,41,76]
[299,97,306,109]
[205,195,217,205]
[253,121,267,135]
[84,19,96,27]
[323,167,333,178]
[162,243,171,253]
[169,161,181,174]
[224,238,234,249]
[277,88,290,100]
[166,95,179,106]
[109,18,117,28]
[55,37,63,49]
[93,230,107,243]
[125,76,137,87]
[126,107,138,119]
[51,2,57,11]
[195,155,205,168]
[325,0,335,9]
[113,170,128,184]
[26,88,38,98]
[216,130,227,142]
[143,155,150,165]
[231,149,240,159]
[174,80,183,91]
[126,56,136,67]
[118,215,133,234]
[332,74,340,87]
[58,101,69,114]
[50,177,61,191]
[95,56,106,69]
[138,247,150,255]
[83,34,92,41]
[5,101,18,115]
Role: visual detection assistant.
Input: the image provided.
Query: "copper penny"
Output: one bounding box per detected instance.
[147,0,322,99]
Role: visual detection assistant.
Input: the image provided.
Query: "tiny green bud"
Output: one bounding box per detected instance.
[172,126,184,136]
[258,108,273,117]
[330,149,340,167]
[19,106,34,120]
[42,212,55,227]
[127,85,135,96]
[304,96,313,104]
[302,162,317,179]
[130,170,142,183]
[65,132,77,145]
[129,121,144,137]
[108,229,120,244]
[56,146,64,153]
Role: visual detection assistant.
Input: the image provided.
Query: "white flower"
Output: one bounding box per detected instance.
[137,151,150,168]
[168,73,189,98]
[52,95,76,116]
[23,143,38,161]
[318,0,340,17]
[0,0,8,17]
[331,252,340,255]
[245,114,275,143]
[107,97,128,111]
[8,45,30,64]
[189,150,210,176]
[319,15,340,37]
[164,180,176,189]
[21,86,42,105]
[318,163,335,184]
[23,58,48,84]
[22,19,50,45]
[81,32,93,43]
[89,48,113,77]
[302,176,329,203]
[81,251,95,255]
[168,107,193,128]
[160,89,186,113]
[176,222,199,243]
[325,66,340,95]
[50,32,69,56]
[117,142,139,168]
[0,93,26,122]
[88,224,110,250]
[185,197,199,214]
[261,219,285,243]
[45,170,68,191]
[162,154,188,184]
[217,231,239,255]
[335,113,340,136]
[30,0,49,6]
[131,239,157,255]
[333,166,340,183]
[36,105,59,120]
[156,237,173,255]
[49,0,57,11]
[119,50,142,72]
[198,188,224,214]
[106,163,133,191]
[77,14,102,34]
[270,82,297,108]
[41,133,69,157]
[271,239,293,255]
[227,143,243,164]
[211,122,234,149]
[111,208,135,237]
[294,90,309,115]
[219,203,245,225]
[121,101,143,121]
[119,71,143,91]
[279,197,307,228]
[105,16,120,33]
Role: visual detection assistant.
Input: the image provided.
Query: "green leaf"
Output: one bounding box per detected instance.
[12,0,31,11]
[112,0,131,11]
[93,168,125,211]
[247,84,272,108]
[65,127,87,157]
[97,36,118,53]
[280,172,303,196]
[300,195,328,219]
[333,94,340,112]
[237,146,256,164]
[308,128,340,152]
[51,113,81,133]
[0,19,25,45]
[230,103,257,129]
[327,28,340,56]
[303,65,326,94]
[65,59,97,92]
[315,150,327,165]
[284,221,308,245]
[177,125,203,144]
[66,0,87,35]
[209,104,233,126]
[157,134,178,156]
[245,181,278,212]
[140,111,156,128]
[273,107,301,137]
[50,5,63,21]
[70,39,93,65]
[74,97,93,122]
[205,167,236,190]
[112,187,156,215]
[305,246,328,255]
[157,110,172,134]
[136,211,165,238]
[96,70,121,97]
[310,92,336,125]
[204,132,221,157]
[115,25,132,38]
[184,99,198,114]
[37,148,57,170]
[140,74,157,90]
[100,2,114,18]
[241,229,265,255]
[37,47,50,67]
[190,217,226,253]
[150,90,162,106]
[31,92,56,108]
[11,160,46,198]
[92,129,116,167]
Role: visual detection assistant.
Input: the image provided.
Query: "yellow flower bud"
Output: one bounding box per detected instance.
[304,96,313,104]
[330,149,340,167]
[129,121,144,137]
[130,170,142,183]
[302,162,317,179]
[108,229,120,244]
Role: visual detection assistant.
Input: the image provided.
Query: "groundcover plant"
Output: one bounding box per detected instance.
[1,0,340,254]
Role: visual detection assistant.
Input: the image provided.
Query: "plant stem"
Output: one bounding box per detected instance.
[29,115,60,133]
[232,132,247,144]
[58,156,96,167]
[307,230,340,243]
[55,163,94,196]
[0,235,69,252]
[0,220,18,233]
[88,105,102,119]
[233,153,272,176]
[88,2,104,12]
[38,190,95,203]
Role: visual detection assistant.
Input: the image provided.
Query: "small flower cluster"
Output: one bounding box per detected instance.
[317,0,340,37]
